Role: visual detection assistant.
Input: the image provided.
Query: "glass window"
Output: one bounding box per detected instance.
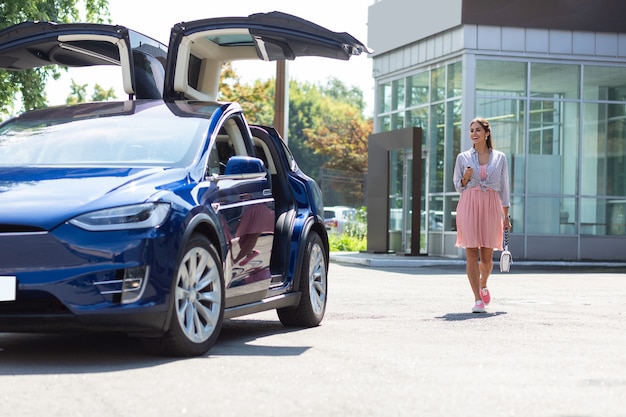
[431,67,446,102]
[510,195,525,233]
[427,196,444,231]
[581,102,626,197]
[408,72,429,107]
[407,107,428,129]
[392,79,405,111]
[389,149,409,252]
[527,101,579,195]
[446,195,459,232]
[378,82,391,113]
[527,197,575,234]
[530,63,580,100]
[476,60,527,97]
[583,65,626,101]
[429,103,445,193]
[378,115,391,132]
[447,61,462,98]
[476,98,526,193]
[529,100,556,155]
[0,104,207,167]
[445,99,462,193]
[559,197,577,235]
[581,197,626,235]
[391,112,405,130]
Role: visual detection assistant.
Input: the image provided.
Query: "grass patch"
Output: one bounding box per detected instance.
[329,233,367,252]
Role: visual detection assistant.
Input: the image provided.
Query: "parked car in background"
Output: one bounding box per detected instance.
[0,12,369,356]
[324,206,357,235]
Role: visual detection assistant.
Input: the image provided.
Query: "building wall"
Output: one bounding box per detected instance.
[367,0,462,58]
[369,0,626,261]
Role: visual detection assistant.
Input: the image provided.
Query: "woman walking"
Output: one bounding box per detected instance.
[454,118,511,313]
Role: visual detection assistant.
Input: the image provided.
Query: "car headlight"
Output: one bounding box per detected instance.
[69,203,171,231]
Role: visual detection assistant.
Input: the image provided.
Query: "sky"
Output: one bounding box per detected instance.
[47,0,375,115]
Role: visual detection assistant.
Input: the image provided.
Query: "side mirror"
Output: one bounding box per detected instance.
[224,156,266,175]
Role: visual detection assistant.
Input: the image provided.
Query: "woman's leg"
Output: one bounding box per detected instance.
[465,248,481,301]
[479,247,494,289]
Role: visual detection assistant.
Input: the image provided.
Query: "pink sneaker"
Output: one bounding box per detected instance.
[480,287,491,305]
[472,300,486,313]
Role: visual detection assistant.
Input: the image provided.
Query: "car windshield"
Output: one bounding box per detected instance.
[0,102,209,167]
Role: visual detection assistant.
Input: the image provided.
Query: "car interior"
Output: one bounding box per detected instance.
[174,29,261,101]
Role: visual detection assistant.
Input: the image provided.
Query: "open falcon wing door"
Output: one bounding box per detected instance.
[164,11,371,101]
[0,21,167,99]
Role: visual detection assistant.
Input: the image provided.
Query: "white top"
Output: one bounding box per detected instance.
[454,148,510,207]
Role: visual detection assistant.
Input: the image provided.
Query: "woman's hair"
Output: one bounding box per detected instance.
[470,117,493,149]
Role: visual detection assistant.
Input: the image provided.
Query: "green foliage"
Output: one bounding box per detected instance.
[219,62,274,126]
[329,233,367,252]
[90,83,116,102]
[344,206,367,239]
[66,79,88,104]
[287,80,329,179]
[0,0,111,117]
[219,67,371,183]
[66,79,116,104]
[329,206,368,252]
[287,77,372,181]
[320,77,366,113]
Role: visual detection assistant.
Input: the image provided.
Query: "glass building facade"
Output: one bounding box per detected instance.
[369,9,626,260]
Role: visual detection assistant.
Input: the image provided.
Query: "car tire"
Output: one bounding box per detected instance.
[143,234,224,357]
[277,231,327,327]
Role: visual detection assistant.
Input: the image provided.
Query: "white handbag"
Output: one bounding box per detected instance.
[500,228,512,272]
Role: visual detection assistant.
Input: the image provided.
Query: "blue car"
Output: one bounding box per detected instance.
[0,12,368,356]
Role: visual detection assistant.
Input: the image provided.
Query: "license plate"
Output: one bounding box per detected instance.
[0,276,17,302]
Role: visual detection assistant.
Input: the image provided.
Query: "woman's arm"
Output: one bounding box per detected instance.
[454,153,471,193]
[499,153,511,207]
[500,153,512,230]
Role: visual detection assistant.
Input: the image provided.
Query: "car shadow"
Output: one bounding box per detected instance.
[435,311,508,321]
[210,319,311,357]
[0,318,310,375]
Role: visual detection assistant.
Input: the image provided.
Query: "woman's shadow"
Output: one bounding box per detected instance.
[435,311,507,321]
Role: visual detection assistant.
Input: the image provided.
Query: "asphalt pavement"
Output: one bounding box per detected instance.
[0,254,624,417]
[328,252,626,417]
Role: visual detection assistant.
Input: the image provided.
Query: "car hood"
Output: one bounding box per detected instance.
[0,166,188,230]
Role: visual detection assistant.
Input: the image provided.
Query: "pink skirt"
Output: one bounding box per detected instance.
[455,187,504,250]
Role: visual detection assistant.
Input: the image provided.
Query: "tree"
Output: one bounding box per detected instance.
[321,77,366,114]
[66,79,116,104]
[0,0,111,116]
[302,99,372,174]
[66,79,88,104]
[287,80,329,179]
[91,83,116,102]
[218,62,274,126]
[289,77,372,179]
[216,63,372,184]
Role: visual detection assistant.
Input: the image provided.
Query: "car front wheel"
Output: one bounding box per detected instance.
[278,231,327,327]
[143,235,224,357]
